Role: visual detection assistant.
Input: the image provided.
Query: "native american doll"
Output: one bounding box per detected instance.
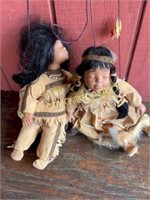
[66,45,150,157]
[11,19,72,170]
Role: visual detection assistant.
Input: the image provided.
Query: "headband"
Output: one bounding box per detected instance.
[82,55,115,65]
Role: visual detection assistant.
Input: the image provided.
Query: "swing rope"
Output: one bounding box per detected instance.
[47,0,97,46]
[50,0,89,44]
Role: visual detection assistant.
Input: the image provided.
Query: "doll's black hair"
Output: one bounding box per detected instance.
[74,45,128,119]
[12,19,70,87]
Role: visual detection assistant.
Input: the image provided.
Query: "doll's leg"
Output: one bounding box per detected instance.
[109,114,150,157]
[120,113,150,156]
[33,123,66,170]
[76,122,100,139]
[143,126,150,136]
[142,114,150,136]
[129,113,150,138]
[117,131,138,157]
[122,114,150,155]
[74,121,119,148]
[109,126,138,157]
[11,124,41,161]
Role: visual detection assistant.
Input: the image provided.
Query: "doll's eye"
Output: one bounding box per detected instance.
[103,76,109,79]
[89,75,96,79]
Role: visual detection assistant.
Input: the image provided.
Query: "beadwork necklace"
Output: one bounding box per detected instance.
[46,69,63,79]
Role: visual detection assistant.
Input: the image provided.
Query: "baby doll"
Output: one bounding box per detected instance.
[11,19,72,170]
[66,45,150,157]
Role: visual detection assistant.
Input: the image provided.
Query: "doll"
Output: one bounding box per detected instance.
[11,19,72,170]
[66,45,150,157]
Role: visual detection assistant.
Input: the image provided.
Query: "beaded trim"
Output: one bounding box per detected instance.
[46,69,63,79]
[82,55,115,65]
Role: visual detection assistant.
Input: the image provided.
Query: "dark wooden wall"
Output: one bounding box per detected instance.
[1,0,150,101]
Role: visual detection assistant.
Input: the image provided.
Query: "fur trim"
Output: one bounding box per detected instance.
[89,135,119,149]
[99,135,120,149]
[143,124,150,136]
[110,114,150,149]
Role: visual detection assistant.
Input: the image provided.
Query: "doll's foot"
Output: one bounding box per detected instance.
[33,157,56,170]
[124,145,138,157]
[143,126,150,137]
[11,149,24,161]
[66,122,78,136]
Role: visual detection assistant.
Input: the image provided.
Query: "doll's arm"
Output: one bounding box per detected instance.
[66,91,78,122]
[120,79,142,108]
[136,103,146,115]
[66,111,76,123]
[18,77,45,118]
[66,102,77,122]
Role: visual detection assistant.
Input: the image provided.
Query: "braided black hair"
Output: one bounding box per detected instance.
[13,19,70,87]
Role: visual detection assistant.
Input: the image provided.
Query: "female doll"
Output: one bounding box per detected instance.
[66,45,150,157]
[11,19,72,170]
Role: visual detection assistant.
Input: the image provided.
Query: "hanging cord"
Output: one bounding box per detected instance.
[27,0,30,48]
[118,0,121,78]
[0,65,13,90]
[51,0,89,44]
[89,0,96,47]
[48,0,57,24]
[124,0,148,81]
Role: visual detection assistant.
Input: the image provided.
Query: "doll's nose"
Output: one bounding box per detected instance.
[55,40,63,48]
[96,78,103,84]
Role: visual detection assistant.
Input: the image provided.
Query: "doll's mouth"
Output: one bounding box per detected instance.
[94,86,102,90]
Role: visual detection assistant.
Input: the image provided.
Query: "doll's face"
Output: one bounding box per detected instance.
[53,40,69,65]
[83,67,110,91]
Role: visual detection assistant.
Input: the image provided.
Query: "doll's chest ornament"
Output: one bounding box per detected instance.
[80,87,118,113]
[46,69,63,80]
[36,73,68,108]
[45,70,68,92]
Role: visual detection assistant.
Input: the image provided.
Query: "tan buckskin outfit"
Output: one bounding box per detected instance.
[12,69,72,169]
[66,79,150,154]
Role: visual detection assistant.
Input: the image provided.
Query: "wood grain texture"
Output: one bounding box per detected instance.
[1,91,150,200]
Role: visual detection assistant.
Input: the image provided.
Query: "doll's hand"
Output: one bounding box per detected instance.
[136,103,146,115]
[67,112,76,123]
[22,113,36,126]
